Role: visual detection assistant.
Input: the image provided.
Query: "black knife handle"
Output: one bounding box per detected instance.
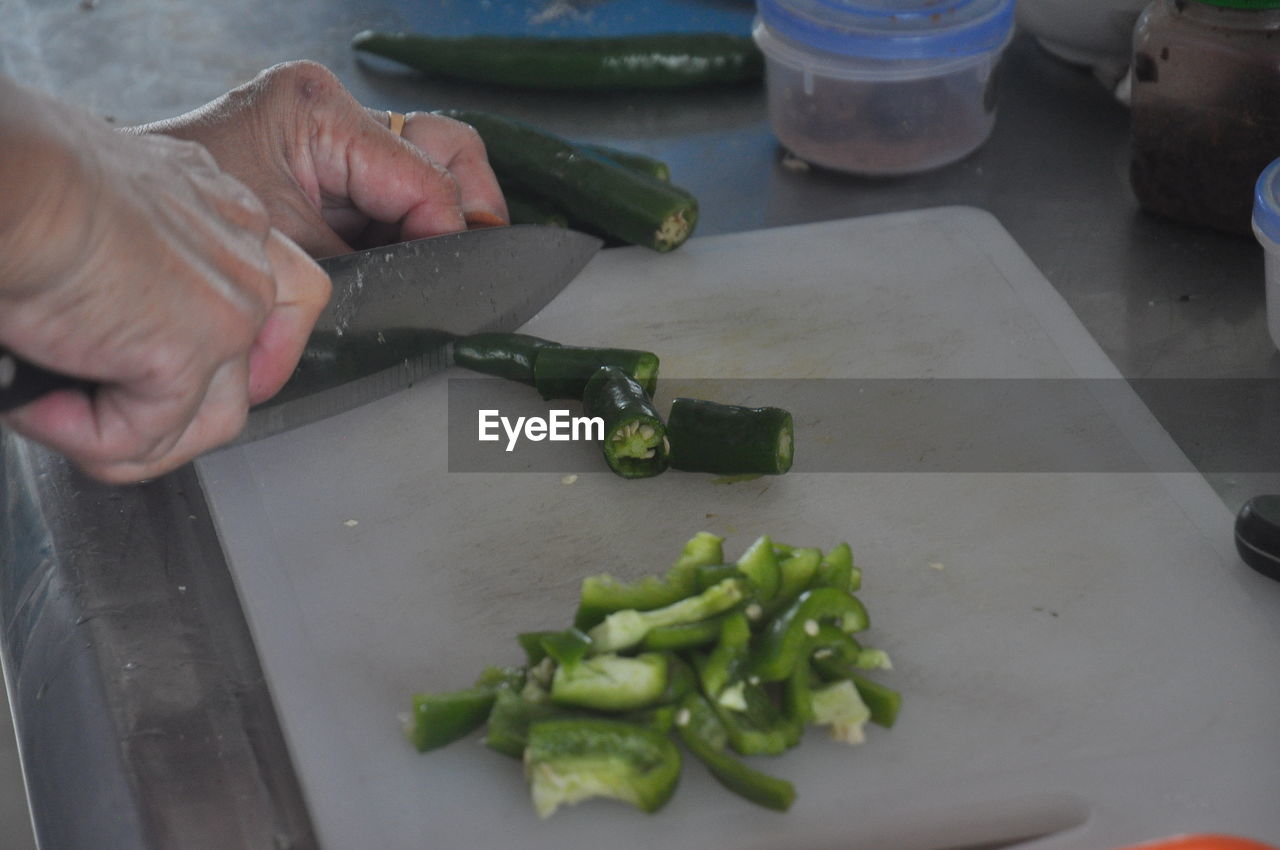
[0,347,97,414]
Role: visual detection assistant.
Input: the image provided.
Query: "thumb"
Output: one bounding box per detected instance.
[248,229,332,404]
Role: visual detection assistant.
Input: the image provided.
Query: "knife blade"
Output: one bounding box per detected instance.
[0,225,602,442]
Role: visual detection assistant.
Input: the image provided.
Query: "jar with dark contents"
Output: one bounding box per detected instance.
[1129,0,1280,236]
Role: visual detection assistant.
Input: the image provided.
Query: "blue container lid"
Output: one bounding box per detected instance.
[757,0,1016,60]
[1255,157,1280,245]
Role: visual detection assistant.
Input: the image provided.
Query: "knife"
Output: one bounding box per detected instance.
[0,224,602,442]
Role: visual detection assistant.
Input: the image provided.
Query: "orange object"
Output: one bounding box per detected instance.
[1117,836,1279,850]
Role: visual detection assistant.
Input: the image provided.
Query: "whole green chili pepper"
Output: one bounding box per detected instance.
[579,143,672,182]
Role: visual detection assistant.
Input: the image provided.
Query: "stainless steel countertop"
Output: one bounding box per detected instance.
[3,1,1278,847]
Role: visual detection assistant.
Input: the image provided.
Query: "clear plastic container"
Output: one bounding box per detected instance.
[753,0,1016,176]
[1254,158,1280,350]
[1130,0,1280,236]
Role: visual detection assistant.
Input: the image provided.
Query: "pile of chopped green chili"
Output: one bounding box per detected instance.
[403,532,900,818]
[453,332,795,478]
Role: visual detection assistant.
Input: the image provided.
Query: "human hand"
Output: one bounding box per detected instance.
[139,61,509,258]
[0,79,331,483]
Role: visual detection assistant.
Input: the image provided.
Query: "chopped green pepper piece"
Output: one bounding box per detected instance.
[784,659,816,727]
[406,686,499,753]
[675,693,795,812]
[811,660,902,729]
[583,366,668,479]
[540,628,595,667]
[762,547,822,619]
[572,532,719,630]
[694,563,741,592]
[696,611,752,701]
[588,577,745,652]
[473,665,526,691]
[533,345,659,400]
[654,654,697,706]
[855,648,893,671]
[452,332,560,384]
[750,587,870,682]
[622,704,678,735]
[713,680,799,756]
[484,686,571,758]
[525,718,681,818]
[671,531,725,573]
[814,542,860,594]
[641,612,730,652]
[810,679,871,744]
[735,535,780,602]
[517,631,554,666]
[518,629,594,667]
[551,652,668,711]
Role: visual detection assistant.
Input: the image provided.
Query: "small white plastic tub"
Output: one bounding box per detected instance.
[1253,158,1280,350]
[754,0,1017,176]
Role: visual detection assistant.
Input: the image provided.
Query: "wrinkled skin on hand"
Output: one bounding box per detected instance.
[0,77,330,483]
[139,61,509,257]
[0,62,508,483]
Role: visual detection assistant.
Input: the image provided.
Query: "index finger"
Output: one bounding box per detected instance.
[397,112,508,230]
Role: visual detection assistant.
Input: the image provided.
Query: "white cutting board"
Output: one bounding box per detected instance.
[197,208,1280,850]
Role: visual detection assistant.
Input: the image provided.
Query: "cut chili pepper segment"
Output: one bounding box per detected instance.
[583,366,668,479]
[666,397,794,475]
[451,332,561,385]
[532,344,659,400]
